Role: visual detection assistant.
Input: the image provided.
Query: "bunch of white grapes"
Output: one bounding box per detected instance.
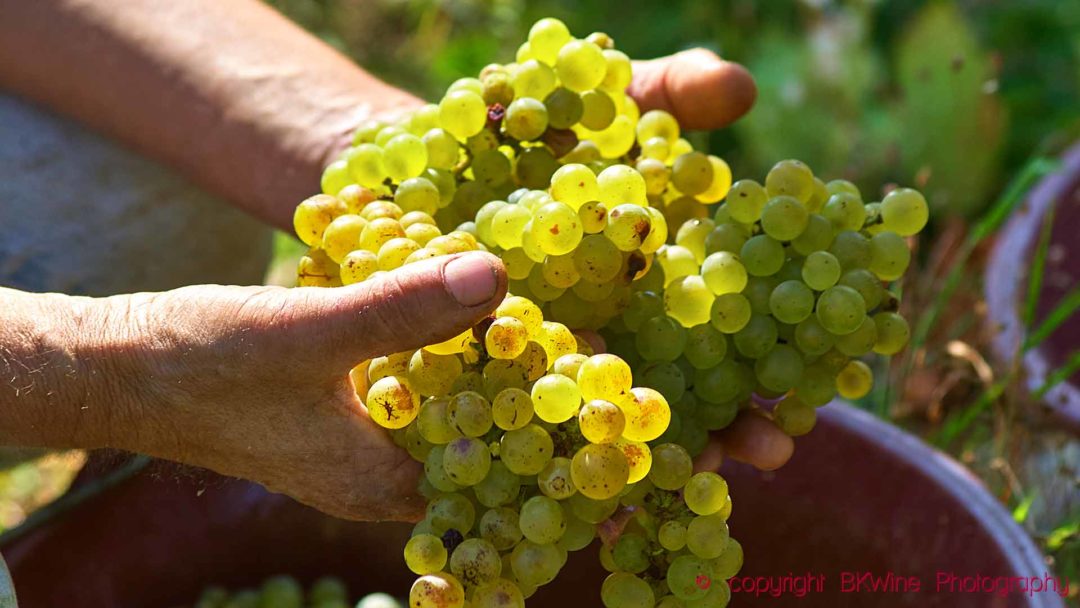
[290,16,927,608]
[192,576,400,608]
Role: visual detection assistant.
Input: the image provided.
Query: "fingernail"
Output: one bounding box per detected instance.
[445,254,499,307]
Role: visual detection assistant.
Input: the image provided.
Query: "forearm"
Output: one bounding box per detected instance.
[0,0,422,231]
[0,289,143,450]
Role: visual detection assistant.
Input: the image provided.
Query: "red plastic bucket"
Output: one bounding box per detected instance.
[985,143,1080,430]
[0,403,1063,607]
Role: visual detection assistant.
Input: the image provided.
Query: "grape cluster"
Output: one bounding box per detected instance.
[291,16,926,608]
[192,576,397,608]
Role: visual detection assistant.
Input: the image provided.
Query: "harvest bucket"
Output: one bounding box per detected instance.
[985,142,1080,431]
[0,403,1062,607]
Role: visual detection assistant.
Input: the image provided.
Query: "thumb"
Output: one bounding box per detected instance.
[629,48,757,131]
[286,251,506,369]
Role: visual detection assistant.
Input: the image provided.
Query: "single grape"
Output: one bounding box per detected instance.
[881,187,929,236]
[649,443,693,490]
[570,443,629,500]
[405,534,448,575]
[409,573,465,608]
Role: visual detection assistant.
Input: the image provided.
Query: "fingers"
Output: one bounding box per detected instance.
[287,252,507,369]
[629,48,757,131]
[714,412,794,471]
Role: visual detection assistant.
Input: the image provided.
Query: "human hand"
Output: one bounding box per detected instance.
[91,252,505,523]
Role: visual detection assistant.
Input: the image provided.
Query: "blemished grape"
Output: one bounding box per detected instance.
[291,17,929,605]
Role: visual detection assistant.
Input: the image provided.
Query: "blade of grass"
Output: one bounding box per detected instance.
[933,377,1007,447]
[1023,204,1056,329]
[1033,349,1080,399]
[910,157,1060,353]
[1012,492,1035,524]
[1024,285,1080,350]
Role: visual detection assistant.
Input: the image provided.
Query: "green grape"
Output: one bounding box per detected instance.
[481,359,526,398]
[417,398,460,445]
[837,360,873,399]
[505,97,549,141]
[423,128,462,170]
[686,581,731,608]
[573,234,622,283]
[789,213,834,256]
[600,48,632,91]
[514,341,549,382]
[574,354,631,403]
[519,495,566,544]
[510,540,562,588]
[485,317,529,360]
[769,280,815,324]
[591,114,637,158]
[659,520,688,551]
[881,188,929,236]
[321,214,366,263]
[368,352,411,383]
[733,314,778,358]
[400,209,437,228]
[490,204,532,250]
[684,472,730,517]
[427,493,476,535]
[530,373,582,423]
[649,443,693,490]
[795,363,838,407]
[657,245,700,286]
[535,320,577,362]
[823,192,866,231]
[360,200,403,221]
[580,89,617,130]
[697,156,733,204]
[637,158,670,198]
[672,152,715,196]
[614,438,652,483]
[701,252,748,295]
[448,391,494,437]
[404,534,448,575]
[405,424,434,462]
[527,18,572,65]
[839,268,884,310]
[425,168,457,208]
[610,532,650,574]
[472,149,513,187]
[829,230,871,270]
[377,237,421,270]
[512,59,558,101]
[479,506,523,549]
[439,90,487,139]
[774,397,816,436]
[358,217,406,253]
[598,165,648,207]
[423,448,461,493]
[488,387,531,431]
[499,249,534,280]
[754,344,804,392]
[693,360,742,404]
[709,293,752,334]
[345,144,387,188]
[816,285,867,336]
[826,179,860,197]
[571,443,629,499]
[338,248,378,285]
[384,134,428,182]
[726,179,767,223]
[676,218,715,264]
[500,424,554,475]
[259,576,303,608]
[578,200,608,234]
[711,537,744,580]
[639,361,686,402]
[442,436,492,486]
[568,493,620,524]
[472,579,525,608]
[760,196,809,241]
[545,88,584,129]
[764,159,814,203]
[558,508,597,552]
[684,324,728,369]
[704,224,749,256]
[556,39,607,92]
[550,163,599,209]
[467,129,499,154]
[515,146,561,189]
[868,231,911,281]
[698,400,737,431]
[802,251,841,291]
[294,194,349,247]
[365,376,420,429]
[666,555,713,601]
[575,399,624,444]
[448,77,484,95]
[622,291,664,332]
[656,596,687,608]
[309,577,348,606]
[873,312,910,355]
[409,573,465,608]
[794,317,836,357]
[664,275,715,327]
[408,350,463,398]
[319,159,351,196]
[636,315,688,362]
[531,202,584,255]
[640,137,671,161]
[740,235,785,277]
[604,204,651,251]
[835,316,878,357]
[686,514,730,560]
[482,70,515,107]
[601,573,655,608]
[537,456,577,499]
